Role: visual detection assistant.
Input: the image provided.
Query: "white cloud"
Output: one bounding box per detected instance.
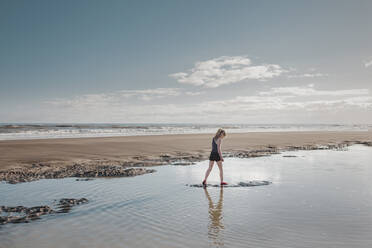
[196,91,372,119]
[46,88,183,106]
[46,94,114,107]
[364,59,372,68]
[259,85,369,97]
[287,73,327,78]
[185,91,204,96]
[29,95,372,123]
[38,84,372,123]
[193,85,372,117]
[169,56,286,88]
[118,88,181,101]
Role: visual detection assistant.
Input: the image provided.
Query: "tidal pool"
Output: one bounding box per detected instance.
[1,145,372,248]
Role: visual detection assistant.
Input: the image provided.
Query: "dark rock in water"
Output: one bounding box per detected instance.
[236,181,271,187]
[76,178,94,181]
[1,205,54,215]
[1,206,28,213]
[0,164,156,184]
[0,216,8,225]
[0,205,55,224]
[171,160,195,166]
[58,198,88,206]
[0,198,88,225]
[72,166,155,178]
[187,181,272,188]
[356,141,372,146]
[0,216,28,224]
[224,149,280,159]
[283,155,297,157]
[56,198,89,213]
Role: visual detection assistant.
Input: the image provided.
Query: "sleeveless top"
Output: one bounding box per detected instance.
[211,138,218,153]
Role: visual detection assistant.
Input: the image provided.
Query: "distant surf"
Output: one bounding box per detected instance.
[0,123,370,140]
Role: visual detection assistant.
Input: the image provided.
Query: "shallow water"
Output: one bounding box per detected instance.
[1,145,372,248]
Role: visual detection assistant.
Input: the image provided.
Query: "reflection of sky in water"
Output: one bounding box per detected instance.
[175,156,283,184]
[1,145,372,248]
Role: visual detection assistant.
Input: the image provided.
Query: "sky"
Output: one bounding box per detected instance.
[0,0,371,124]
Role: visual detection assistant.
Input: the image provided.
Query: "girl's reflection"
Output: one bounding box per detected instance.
[204,187,224,247]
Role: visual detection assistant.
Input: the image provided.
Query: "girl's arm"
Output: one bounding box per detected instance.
[217,139,224,161]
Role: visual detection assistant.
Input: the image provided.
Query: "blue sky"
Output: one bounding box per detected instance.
[1,0,371,123]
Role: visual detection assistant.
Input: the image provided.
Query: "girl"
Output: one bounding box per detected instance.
[202,128,228,186]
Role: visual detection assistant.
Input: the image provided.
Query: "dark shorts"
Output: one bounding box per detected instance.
[209,152,221,161]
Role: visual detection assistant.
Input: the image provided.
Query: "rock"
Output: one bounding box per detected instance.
[76,178,94,181]
[188,181,272,188]
[0,198,88,225]
[171,160,195,166]
[0,216,8,225]
[356,141,372,146]
[58,198,88,206]
[237,181,271,187]
[1,206,28,213]
[7,216,29,224]
[0,164,156,184]
[56,198,89,213]
[1,205,54,215]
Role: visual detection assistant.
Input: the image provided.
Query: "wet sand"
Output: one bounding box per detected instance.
[0,131,371,183]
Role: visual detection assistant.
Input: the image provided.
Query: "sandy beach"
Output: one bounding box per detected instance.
[1,131,371,174]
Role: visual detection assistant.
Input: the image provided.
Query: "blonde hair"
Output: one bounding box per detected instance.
[214,128,226,140]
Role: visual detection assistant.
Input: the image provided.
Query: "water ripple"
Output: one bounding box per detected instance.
[1,146,372,248]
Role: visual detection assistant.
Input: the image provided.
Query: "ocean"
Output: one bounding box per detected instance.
[0,123,370,140]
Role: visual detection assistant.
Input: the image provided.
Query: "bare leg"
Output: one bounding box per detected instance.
[217,161,223,183]
[204,160,214,181]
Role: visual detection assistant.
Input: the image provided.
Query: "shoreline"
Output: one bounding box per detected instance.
[1,128,370,142]
[1,131,372,184]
